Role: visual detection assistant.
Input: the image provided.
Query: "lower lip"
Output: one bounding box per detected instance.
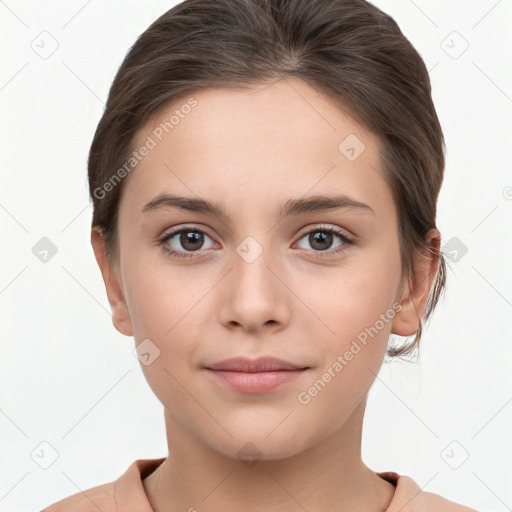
[205,369,307,393]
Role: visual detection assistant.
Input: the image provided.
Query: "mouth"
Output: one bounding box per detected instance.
[203,357,310,393]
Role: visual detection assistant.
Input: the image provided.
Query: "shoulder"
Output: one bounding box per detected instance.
[40,480,116,512]
[40,458,166,512]
[381,472,479,512]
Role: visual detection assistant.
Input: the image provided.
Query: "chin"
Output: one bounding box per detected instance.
[208,424,317,463]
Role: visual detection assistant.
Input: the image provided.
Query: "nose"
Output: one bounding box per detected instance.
[218,239,290,334]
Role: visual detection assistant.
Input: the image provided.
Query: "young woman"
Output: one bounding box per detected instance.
[42,0,478,510]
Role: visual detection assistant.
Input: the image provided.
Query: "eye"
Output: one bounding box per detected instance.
[158,226,217,259]
[158,224,356,260]
[295,225,355,258]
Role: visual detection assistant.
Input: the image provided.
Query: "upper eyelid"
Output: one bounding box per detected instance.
[297,224,353,238]
[162,223,214,238]
[163,223,350,236]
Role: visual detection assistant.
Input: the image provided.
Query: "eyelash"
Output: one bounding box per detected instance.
[157,225,356,260]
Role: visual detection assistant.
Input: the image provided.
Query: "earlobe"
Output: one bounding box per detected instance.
[90,227,134,337]
[111,302,134,337]
[391,290,421,337]
[391,228,441,337]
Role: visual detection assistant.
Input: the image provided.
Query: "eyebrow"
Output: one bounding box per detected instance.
[141,193,375,218]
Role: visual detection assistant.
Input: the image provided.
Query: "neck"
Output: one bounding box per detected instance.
[143,399,395,512]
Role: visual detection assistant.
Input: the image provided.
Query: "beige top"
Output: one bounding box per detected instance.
[40,457,478,511]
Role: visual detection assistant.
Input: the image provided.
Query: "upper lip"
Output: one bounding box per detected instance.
[205,357,308,372]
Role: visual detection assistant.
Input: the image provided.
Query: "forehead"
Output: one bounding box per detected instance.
[122,78,393,222]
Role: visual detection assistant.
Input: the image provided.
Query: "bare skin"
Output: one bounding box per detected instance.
[91,77,440,511]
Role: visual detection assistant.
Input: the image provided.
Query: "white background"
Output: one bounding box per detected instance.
[0,1,511,510]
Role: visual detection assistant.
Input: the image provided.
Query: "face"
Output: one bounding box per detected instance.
[94,77,426,461]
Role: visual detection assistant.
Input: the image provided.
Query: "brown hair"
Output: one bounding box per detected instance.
[88,0,447,358]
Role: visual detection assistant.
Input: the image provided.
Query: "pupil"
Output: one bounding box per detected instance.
[181,231,203,251]
[310,231,332,251]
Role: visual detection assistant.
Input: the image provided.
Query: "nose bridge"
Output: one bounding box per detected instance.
[219,231,289,331]
[233,232,279,299]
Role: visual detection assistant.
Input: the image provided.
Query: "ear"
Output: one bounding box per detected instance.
[91,227,134,337]
[391,228,441,337]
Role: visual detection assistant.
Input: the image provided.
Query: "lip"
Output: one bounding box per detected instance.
[204,357,309,393]
[205,356,307,372]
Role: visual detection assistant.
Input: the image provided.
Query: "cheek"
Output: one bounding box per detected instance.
[122,244,206,340]
[122,253,212,382]
[300,247,401,351]
[123,263,206,415]
[295,275,396,433]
